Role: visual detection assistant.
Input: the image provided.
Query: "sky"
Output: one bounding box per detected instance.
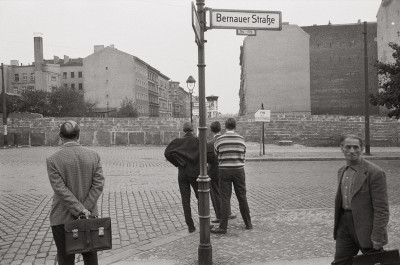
[0,0,382,114]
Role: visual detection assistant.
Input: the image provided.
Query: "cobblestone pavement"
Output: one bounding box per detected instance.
[1,145,400,265]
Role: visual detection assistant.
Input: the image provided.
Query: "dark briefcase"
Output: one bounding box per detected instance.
[64,216,112,255]
[353,249,400,265]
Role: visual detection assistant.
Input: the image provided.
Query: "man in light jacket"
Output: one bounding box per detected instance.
[47,120,104,265]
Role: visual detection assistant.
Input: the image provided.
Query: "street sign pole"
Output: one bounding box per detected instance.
[194,1,212,264]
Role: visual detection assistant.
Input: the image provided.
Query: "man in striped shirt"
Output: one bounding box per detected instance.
[211,118,252,234]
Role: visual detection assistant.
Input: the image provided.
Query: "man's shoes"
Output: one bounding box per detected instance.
[211,219,220,223]
[188,227,196,233]
[245,224,253,230]
[210,227,227,234]
[228,214,237,220]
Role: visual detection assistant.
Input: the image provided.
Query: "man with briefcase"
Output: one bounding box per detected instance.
[332,134,391,265]
[47,121,105,265]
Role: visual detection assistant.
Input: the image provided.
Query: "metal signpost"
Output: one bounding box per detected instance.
[255,109,270,156]
[191,2,281,264]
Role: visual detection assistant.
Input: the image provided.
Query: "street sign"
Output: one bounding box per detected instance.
[210,9,281,30]
[255,109,271,122]
[191,2,201,43]
[236,29,256,36]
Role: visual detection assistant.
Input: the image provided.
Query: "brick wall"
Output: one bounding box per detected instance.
[302,23,380,116]
[0,115,398,147]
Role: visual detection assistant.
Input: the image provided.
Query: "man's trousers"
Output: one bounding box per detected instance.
[178,173,199,229]
[332,210,376,265]
[218,167,251,230]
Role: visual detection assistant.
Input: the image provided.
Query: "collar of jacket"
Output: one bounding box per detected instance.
[62,141,80,148]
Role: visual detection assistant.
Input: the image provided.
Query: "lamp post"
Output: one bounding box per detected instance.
[186,75,196,123]
[194,0,212,264]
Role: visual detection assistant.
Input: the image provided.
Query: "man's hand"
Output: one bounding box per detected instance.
[81,209,91,219]
[372,240,383,250]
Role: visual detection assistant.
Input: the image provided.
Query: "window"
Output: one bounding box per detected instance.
[30,73,35,81]
[14,74,19,82]
[79,83,83,90]
[22,73,27,81]
[28,86,34,91]
[71,72,75,78]
[78,71,82,78]
[71,83,75,89]
[51,75,57,81]
[21,86,26,93]
[13,87,18,94]
[63,72,67,79]
[64,84,68,88]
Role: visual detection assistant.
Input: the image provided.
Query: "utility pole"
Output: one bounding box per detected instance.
[1,63,8,147]
[363,22,371,155]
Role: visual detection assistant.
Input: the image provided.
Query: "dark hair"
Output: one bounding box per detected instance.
[225,118,236,130]
[339,134,363,147]
[60,120,80,140]
[183,122,194,133]
[210,121,221,133]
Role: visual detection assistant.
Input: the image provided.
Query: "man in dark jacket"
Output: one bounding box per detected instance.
[164,122,199,233]
[332,134,389,265]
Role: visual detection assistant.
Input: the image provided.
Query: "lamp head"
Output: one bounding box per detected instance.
[186,75,196,93]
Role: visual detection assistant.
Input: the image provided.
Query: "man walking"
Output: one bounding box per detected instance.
[164,122,199,233]
[211,118,252,234]
[207,121,235,223]
[47,121,104,265]
[332,134,389,265]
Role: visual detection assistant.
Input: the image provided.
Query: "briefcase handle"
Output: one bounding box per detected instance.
[77,214,98,220]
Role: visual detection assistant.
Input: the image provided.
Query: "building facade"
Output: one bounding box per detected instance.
[377,0,400,64]
[302,22,379,115]
[239,24,311,115]
[239,21,380,116]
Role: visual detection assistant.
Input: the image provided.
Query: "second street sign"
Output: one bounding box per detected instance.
[210,9,281,30]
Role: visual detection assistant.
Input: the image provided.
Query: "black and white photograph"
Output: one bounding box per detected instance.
[1,0,400,264]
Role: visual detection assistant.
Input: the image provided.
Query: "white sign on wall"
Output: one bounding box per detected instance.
[254,109,271,122]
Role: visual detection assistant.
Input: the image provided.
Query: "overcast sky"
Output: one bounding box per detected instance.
[0,0,382,114]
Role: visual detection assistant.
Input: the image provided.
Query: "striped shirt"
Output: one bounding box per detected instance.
[214,131,246,168]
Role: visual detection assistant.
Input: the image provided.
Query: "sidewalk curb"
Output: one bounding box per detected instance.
[247,156,400,162]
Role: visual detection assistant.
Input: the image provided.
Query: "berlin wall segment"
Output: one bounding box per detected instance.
[0,115,399,147]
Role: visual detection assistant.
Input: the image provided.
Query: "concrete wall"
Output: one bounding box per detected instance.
[1,115,399,147]
[241,24,311,114]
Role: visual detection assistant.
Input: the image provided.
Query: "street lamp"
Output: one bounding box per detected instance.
[186,75,196,123]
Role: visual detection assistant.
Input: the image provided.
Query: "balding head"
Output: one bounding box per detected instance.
[59,120,80,140]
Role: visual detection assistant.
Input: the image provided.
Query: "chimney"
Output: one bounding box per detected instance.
[64,55,70,64]
[94,45,105,52]
[54,56,60,64]
[10,60,19,66]
[34,36,44,71]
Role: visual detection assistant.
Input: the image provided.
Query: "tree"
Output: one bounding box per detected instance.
[370,42,400,119]
[18,90,49,116]
[116,97,138,118]
[0,93,23,118]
